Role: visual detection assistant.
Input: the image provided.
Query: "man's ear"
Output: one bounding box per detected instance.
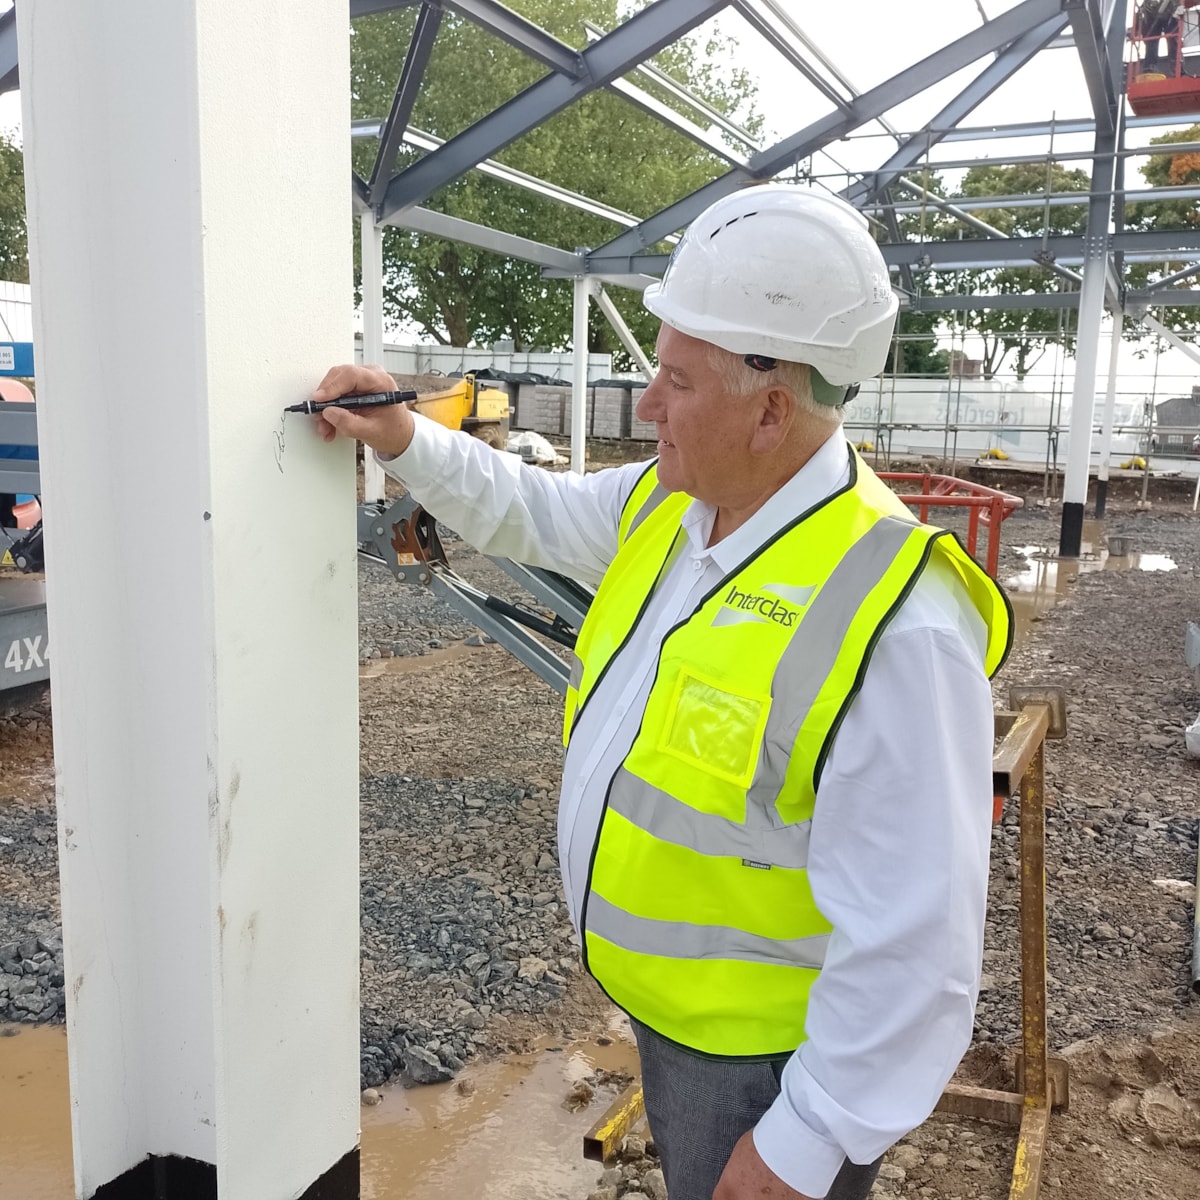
[748,385,794,454]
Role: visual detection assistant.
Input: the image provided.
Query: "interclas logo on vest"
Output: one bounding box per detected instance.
[712,582,816,628]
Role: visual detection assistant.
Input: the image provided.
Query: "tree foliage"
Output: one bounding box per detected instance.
[351,2,759,359]
[928,162,1089,380]
[0,133,27,285]
[1123,123,1200,339]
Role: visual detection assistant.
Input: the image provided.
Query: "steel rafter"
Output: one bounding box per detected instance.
[907,292,1081,312]
[730,0,854,115]
[1064,0,1119,135]
[564,229,1200,280]
[869,184,1200,214]
[385,205,583,272]
[0,7,16,95]
[352,171,371,214]
[877,188,915,296]
[1143,262,1200,292]
[842,14,1067,209]
[592,0,1066,260]
[893,177,1084,287]
[379,0,731,220]
[350,0,583,77]
[368,3,442,208]
[602,75,751,168]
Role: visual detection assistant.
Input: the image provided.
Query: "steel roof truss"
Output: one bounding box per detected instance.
[592,0,1066,259]
[368,2,442,208]
[843,14,1067,209]
[1064,0,1119,134]
[379,0,732,219]
[384,205,583,273]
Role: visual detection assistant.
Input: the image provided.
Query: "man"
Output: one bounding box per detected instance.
[314,186,1010,1200]
[1141,0,1183,73]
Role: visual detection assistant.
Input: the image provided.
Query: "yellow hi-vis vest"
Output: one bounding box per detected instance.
[563,449,1011,1059]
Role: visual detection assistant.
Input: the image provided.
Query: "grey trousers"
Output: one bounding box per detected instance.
[632,1020,882,1200]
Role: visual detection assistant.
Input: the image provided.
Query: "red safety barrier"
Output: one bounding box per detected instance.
[879,472,1024,579]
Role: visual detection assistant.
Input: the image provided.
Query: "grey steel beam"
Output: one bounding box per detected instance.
[862,139,1200,174]
[352,171,372,214]
[380,0,731,219]
[368,2,442,207]
[907,292,1080,312]
[885,229,1200,269]
[843,13,1067,208]
[893,176,1084,286]
[385,205,583,272]
[604,75,751,168]
[730,0,854,115]
[1142,262,1200,292]
[583,21,760,147]
[869,183,1200,214]
[438,0,583,77]
[752,0,902,139]
[0,7,17,95]
[1128,287,1200,306]
[350,0,583,76]
[1065,0,1118,135]
[876,189,914,296]
[567,229,1200,279]
[594,0,1066,257]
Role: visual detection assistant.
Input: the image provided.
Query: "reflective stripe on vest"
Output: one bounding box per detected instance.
[567,448,1011,1058]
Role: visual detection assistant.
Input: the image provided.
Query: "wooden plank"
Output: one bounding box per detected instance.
[936,1083,1024,1126]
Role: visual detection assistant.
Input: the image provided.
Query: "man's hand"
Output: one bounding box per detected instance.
[310,363,416,458]
[713,1132,815,1200]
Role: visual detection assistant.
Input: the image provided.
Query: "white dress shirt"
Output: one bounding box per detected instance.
[379,415,996,1199]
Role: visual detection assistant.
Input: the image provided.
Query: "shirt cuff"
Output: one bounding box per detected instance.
[753,1094,847,1200]
[373,411,451,484]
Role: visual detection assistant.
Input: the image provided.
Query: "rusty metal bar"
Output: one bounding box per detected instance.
[583,1082,645,1163]
[939,699,1067,1200]
[1019,742,1049,1110]
[992,704,1050,798]
[1010,1106,1051,1200]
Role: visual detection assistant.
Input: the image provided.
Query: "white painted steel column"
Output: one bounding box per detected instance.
[571,274,592,474]
[19,4,360,1199]
[1094,310,1124,519]
[593,285,656,380]
[1060,256,1106,555]
[1059,125,1117,558]
[360,214,387,503]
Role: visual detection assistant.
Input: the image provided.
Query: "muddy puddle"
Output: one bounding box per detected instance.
[0,1019,641,1200]
[1004,520,1176,646]
[359,641,477,679]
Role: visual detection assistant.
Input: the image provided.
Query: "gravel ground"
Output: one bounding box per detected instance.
[2,462,1199,1200]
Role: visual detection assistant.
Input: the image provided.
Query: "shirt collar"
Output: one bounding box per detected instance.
[680,430,852,573]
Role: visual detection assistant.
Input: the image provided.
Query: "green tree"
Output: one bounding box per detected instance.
[932,162,1089,379]
[1123,123,1200,340]
[0,133,27,284]
[351,2,759,358]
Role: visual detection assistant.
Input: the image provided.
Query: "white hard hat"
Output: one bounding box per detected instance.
[643,184,898,392]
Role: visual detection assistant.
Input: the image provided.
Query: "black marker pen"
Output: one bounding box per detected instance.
[283,390,418,415]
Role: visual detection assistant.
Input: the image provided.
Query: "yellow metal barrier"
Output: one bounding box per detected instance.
[937,686,1069,1200]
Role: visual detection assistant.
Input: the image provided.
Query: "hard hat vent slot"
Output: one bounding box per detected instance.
[710,212,758,239]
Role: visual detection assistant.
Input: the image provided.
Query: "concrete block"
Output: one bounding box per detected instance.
[630,388,656,441]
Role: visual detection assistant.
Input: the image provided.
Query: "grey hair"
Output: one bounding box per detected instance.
[704,345,844,427]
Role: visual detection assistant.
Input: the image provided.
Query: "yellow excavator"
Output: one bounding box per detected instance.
[403,372,510,448]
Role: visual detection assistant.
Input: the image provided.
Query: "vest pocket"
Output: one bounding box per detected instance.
[659,669,771,789]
